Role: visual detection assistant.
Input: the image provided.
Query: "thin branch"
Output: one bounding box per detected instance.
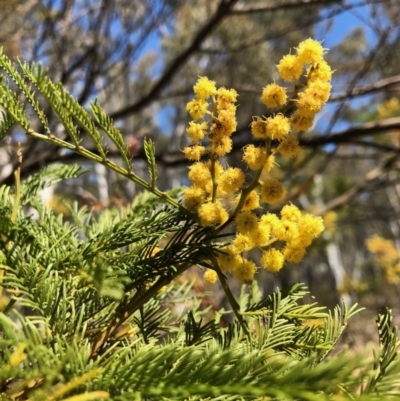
[109,0,239,120]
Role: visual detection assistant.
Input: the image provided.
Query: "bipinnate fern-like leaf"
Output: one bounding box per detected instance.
[143,137,157,188]
[90,99,131,170]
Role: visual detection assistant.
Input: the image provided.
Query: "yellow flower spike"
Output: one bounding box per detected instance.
[240,190,260,211]
[198,201,229,226]
[182,186,206,212]
[183,145,206,161]
[233,233,255,252]
[260,178,284,204]
[296,38,325,65]
[235,211,259,235]
[261,248,285,273]
[261,83,287,108]
[193,76,217,99]
[277,54,303,82]
[186,121,208,141]
[290,108,315,132]
[188,162,212,188]
[277,136,301,158]
[220,167,245,194]
[232,259,257,281]
[243,145,267,170]
[266,114,291,140]
[186,98,209,120]
[204,269,218,284]
[251,117,269,140]
[216,245,242,272]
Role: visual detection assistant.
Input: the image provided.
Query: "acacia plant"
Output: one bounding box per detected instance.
[0,39,399,400]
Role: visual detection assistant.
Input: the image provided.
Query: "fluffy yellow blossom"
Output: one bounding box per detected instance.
[296,38,325,65]
[277,54,303,82]
[186,98,208,120]
[241,190,260,211]
[266,114,291,140]
[251,118,268,139]
[298,214,325,239]
[183,186,205,211]
[281,203,302,222]
[232,259,257,281]
[248,224,270,247]
[261,83,287,108]
[216,245,241,272]
[233,233,255,252]
[210,136,233,157]
[183,145,206,161]
[277,136,301,158]
[193,76,217,99]
[204,269,218,284]
[283,244,306,263]
[188,162,212,188]
[263,154,276,172]
[261,248,284,273]
[297,80,331,112]
[217,87,238,106]
[186,121,208,141]
[215,109,237,136]
[243,145,267,170]
[273,220,299,242]
[309,60,333,82]
[290,109,315,132]
[220,167,245,194]
[260,213,282,236]
[260,178,284,204]
[235,211,258,235]
[198,201,229,226]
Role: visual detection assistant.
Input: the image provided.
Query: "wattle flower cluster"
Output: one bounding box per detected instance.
[182,39,329,284]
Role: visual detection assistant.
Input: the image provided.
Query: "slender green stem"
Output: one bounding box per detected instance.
[25,129,186,213]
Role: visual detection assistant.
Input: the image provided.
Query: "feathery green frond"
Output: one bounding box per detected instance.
[143,137,157,188]
[90,99,131,169]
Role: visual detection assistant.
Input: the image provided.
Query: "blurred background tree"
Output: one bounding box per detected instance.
[2,0,400,338]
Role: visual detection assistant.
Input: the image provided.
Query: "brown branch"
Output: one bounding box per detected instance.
[330,74,400,101]
[109,0,239,121]
[231,0,341,14]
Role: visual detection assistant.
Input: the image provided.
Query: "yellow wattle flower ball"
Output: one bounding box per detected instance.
[240,190,260,211]
[210,136,233,157]
[188,162,211,188]
[233,233,255,252]
[186,121,208,141]
[182,186,205,212]
[197,201,229,227]
[186,98,208,120]
[277,54,303,82]
[232,259,257,281]
[266,114,291,140]
[277,136,301,158]
[261,83,287,108]
[260,178,284,204]
[220,167,245,194]
[290,109,315,132]
[235,211,258,235]
[204,269,218,284]
[296,38,325,65]
[309,60,333,82]
[280,203,302,222]
[183,145,206,161]
[193,76,217,99]
[261,248,284,273]
[251,118,268,139]
[216,245,241,272]
[243,145,267,170]
[283,244,306,264]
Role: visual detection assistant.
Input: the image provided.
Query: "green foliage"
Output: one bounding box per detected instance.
[0,49,399,401]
